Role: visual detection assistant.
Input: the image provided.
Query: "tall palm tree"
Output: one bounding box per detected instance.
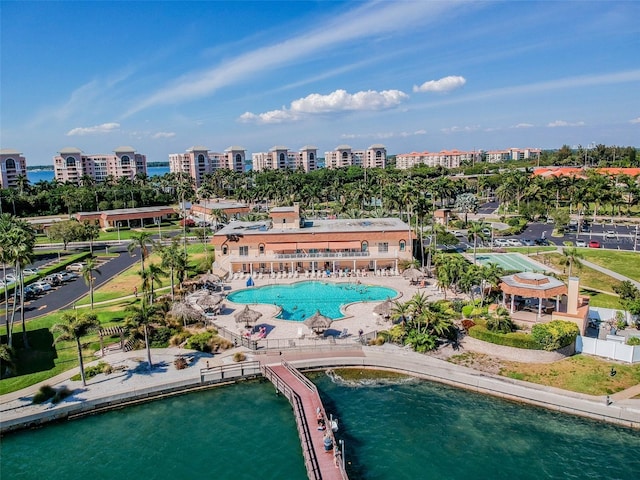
[8,221,35,348]
[128,231,153,272]
[467,221,487,263]
[140,263,166,303]
[561,247,584,278]
[0,214,15,345]
[159,239,188,300]
[81,258,101,310]
[124,299,162,370]
[53,311,100,386]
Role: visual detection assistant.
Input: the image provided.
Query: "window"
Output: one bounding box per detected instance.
[5,158,15,170]
[309,153,314,160]
[66,156,76,167]
[361,241,368,252]
[399,240,406,251]
[259,244,265,254]
[198,154,205,165]
[121,155,130,166]
[379,242,388,253]
[239,246,248,256]
[222,246,228,255]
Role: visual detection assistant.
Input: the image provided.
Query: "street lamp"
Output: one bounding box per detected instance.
[117,221,121,242]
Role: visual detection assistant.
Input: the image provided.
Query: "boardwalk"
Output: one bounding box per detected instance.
[262,361,347,480]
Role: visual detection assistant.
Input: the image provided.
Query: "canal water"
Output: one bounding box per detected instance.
[2,374,639,480]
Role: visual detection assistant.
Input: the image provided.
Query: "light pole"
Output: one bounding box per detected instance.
[117,222,121,242]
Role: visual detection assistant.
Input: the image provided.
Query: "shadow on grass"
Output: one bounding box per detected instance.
[1,329,57,379]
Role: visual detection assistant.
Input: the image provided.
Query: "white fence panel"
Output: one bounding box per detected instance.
[576,336,638,363]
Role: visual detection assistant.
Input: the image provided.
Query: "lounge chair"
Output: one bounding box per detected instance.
[338,328,349,339]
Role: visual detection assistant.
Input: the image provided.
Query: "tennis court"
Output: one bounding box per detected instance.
[474,253,549,273]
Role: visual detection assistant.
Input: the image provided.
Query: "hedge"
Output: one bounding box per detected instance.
[530,320,579,351]
[468,325,542,350]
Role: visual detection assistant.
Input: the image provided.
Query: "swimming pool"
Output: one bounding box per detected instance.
[227,281,398,321]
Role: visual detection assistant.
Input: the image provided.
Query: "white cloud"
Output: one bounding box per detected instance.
[413,75,466,93]
[547,120,585,128]
[340,129,427,140]
[630,117,640,124]
[66,122,120,136]
[240,89,409,124]
[513,123,534,128]
[152,131,176,139]
[126,1,464,116]
[441,125,480,134]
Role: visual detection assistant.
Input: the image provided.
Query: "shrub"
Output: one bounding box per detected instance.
[530,320,579,351]
[461,305,474,318]
[185,331,215,352]
[374,336,386,346]
[52,386,72,404]
[468,325,541,350]
[174,357,188,370]
[232,352,246,362]
[150,326,180,348]
[170,331,192,346]
[72,362,109,381]
[33,385,57,404]
[627,337,640,346]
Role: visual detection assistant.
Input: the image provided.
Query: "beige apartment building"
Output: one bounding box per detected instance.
[54,146,146,184]
[211,204,412,276]
[251,145,318,172]
[324,144,387,169]
[0,149,27,189]
[485,148,541,163]
[395,149,481,169]
[169,146,246,186]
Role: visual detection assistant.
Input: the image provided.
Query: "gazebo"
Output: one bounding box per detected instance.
[303,311,333,335]
[234,305,262,329]
[499,272,568,319]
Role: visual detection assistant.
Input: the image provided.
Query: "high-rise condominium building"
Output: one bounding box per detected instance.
[169,146,246,187]
[54,146,147,184]
[323,144,387,169]
[251,145,318,172]
[395,150,481,169]
[0,149,27,189]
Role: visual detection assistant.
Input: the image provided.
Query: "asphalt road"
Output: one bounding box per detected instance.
[16,245,140,320]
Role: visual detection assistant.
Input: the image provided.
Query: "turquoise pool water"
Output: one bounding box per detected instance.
[227,281,397,320]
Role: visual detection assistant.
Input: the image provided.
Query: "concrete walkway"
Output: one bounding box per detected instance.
[2,343,639,432]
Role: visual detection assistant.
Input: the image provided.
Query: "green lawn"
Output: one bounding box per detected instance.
[579,249,640,282]
[0,308,129,395]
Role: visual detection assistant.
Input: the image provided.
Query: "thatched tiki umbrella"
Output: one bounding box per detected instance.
[234,305,262,328]
[170,302,205,326]
[402,267,423,282]
[303,310,332,335]
[197,292,224,312]
[373,298,394,319]
[199,273,222,284]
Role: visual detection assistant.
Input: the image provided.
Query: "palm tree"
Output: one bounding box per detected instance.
[128,231,153,272]
[53,311,100,386]
[8,220,35,348]
[0,214,15,344]
[140,263,166,303]
[467,221,487,263]
[159,239,187,300]
[0,343,16,377]
[124,299,161,370]
[391,300,412,327]
[561,247,584,278]
[81,258,101,310]
[486,307,514,333]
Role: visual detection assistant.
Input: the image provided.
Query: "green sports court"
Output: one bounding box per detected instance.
[473,253,550,272]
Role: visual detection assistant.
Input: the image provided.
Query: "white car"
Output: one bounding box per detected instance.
[451,230,465,238]
[605,230,616,239]
[494,239,509,247]
[575,240,586,247]
[31,281,52,293]
[66,262,87,272]
[23,268,41,276]
[507,238,522,247]
[4,274,17,283]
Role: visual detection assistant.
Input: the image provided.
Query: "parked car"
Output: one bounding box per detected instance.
[43,274,62,286]
[482,228,492,236]
[180,218,196,227]
[507,238,522,247]
[535,238,550,246]
[31,281,52,293]
[520,238,535,246]
[23,285,38,299]
[588,240,601,248]
[56,271,77,282]
[23,268,41,276]
[66,262,86,272]
[494,239,509,247]
[605,230,616,239]
[451,230,465,238]
[575,240,586,247]
[4,274,17,283]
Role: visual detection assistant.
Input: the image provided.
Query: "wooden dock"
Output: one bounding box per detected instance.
[262,361,348,480]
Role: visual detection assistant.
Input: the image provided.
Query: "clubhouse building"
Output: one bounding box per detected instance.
[211,204,412,277]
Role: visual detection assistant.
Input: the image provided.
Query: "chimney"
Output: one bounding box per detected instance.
[567,277,579,314]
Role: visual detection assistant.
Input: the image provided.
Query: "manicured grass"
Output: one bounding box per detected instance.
[0,307,130,395]
[500,354,640,395]
[579,249,640,282]
[544,253,622,295]
[582,290,623,309]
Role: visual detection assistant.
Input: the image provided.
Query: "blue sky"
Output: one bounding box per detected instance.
[1,0,639,166]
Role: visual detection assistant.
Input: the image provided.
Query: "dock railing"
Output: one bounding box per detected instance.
[262,364,322,480]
